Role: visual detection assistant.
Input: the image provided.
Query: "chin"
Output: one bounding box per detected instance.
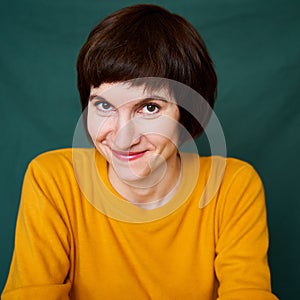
[113,163,151,182]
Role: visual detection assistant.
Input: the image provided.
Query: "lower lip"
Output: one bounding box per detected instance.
[112,150,147,161]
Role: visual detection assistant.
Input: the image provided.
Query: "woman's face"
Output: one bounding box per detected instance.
[87,82,180,185]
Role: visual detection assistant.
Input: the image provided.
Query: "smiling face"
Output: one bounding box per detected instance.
[87,82,180,189]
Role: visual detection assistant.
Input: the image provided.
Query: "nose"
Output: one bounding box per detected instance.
[112,115,141,150]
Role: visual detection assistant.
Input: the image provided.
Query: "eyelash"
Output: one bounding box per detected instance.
[93,101,161,116]
[94,101,114,112]
[139,103,160,115]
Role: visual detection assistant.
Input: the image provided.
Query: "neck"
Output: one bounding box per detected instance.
[108,154,181,204]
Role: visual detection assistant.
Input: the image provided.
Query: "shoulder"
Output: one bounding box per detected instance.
[185,154,264,208]
[27,148,96,177]
[204,157,265,210]
[31,148,94,163]
[181,153,262,187]
[222,157,263,189]
[199,155,261,181]
[22,148,100,201]
[33,148,73,164]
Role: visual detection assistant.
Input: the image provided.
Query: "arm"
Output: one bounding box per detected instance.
[2,159,72,299]
[215,162,278,299]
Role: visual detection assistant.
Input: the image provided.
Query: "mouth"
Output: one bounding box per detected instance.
[111,149,147,161]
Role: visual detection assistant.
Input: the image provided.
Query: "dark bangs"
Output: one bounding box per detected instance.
[77,5,216,105]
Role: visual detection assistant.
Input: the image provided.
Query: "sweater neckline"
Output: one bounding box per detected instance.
[93,149,200,223]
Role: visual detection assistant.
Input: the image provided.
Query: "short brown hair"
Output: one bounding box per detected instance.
[77,4,217,139]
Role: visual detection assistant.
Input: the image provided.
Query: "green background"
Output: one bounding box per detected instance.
[0,0,299,298]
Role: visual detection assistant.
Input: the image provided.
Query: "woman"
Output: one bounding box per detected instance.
[2,4,278,299]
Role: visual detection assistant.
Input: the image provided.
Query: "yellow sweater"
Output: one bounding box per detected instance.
[2,148,278,299]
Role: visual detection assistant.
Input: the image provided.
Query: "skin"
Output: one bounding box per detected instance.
[87,82,181,204]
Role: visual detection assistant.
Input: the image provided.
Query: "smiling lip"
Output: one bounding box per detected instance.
[111,149,147,161]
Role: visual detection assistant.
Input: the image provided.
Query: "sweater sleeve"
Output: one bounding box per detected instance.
[215,161,278,300]
[2,159,72,299]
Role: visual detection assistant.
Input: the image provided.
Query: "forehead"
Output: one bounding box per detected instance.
[90,82,175,107]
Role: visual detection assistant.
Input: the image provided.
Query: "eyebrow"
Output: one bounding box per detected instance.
[89,95,105,101]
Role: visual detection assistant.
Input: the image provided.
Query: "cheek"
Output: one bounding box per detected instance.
[87,108,108,142]
[87,111,98,140]
[147,135,178,153]
[145,118,179,146]
[145,120,179,149]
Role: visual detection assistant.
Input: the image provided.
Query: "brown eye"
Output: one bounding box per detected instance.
[142,104,159,114]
